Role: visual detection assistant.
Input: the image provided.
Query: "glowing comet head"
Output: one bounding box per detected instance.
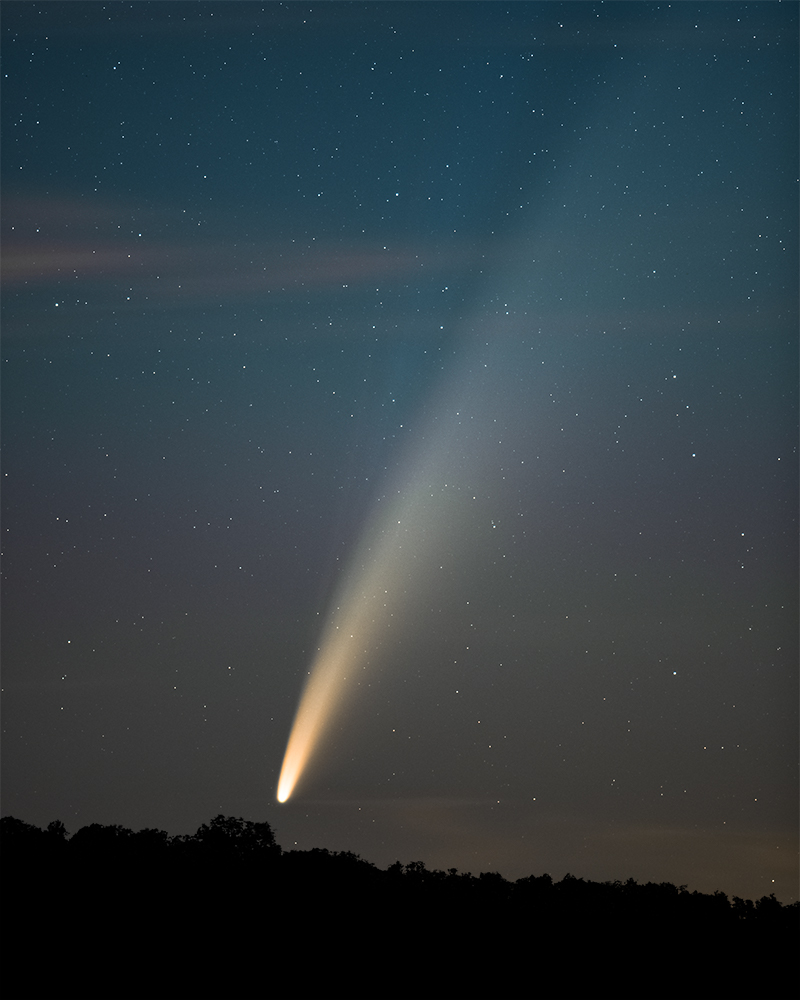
[276,627,366,803]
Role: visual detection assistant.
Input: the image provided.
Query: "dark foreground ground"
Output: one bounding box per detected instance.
[2,815,796,999]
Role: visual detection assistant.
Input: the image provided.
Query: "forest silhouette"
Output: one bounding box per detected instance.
[2,813,796,1000]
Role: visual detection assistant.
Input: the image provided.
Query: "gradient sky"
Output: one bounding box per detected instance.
[2,1,797,903]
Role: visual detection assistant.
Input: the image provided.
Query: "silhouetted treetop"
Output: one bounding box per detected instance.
[2,813,797,1000]
[192,813,279,858]
[1,811,796,931]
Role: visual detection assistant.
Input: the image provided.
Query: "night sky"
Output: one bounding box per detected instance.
[2,1,797,903]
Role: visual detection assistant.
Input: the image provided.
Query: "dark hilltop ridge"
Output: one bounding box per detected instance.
[2,814,796,1000]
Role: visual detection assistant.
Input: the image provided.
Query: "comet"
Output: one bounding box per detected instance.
[276,326,524,803]
[276,629,356,803]
[276,494,421,803]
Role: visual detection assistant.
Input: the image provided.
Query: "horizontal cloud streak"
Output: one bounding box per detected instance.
[3,194,480,304]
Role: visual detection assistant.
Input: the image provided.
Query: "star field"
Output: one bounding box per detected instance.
[1,1,797,902]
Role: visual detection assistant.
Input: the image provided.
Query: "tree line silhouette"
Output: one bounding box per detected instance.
[2,814,796,999]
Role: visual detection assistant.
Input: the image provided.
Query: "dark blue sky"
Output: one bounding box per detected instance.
[2,1,797,902]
